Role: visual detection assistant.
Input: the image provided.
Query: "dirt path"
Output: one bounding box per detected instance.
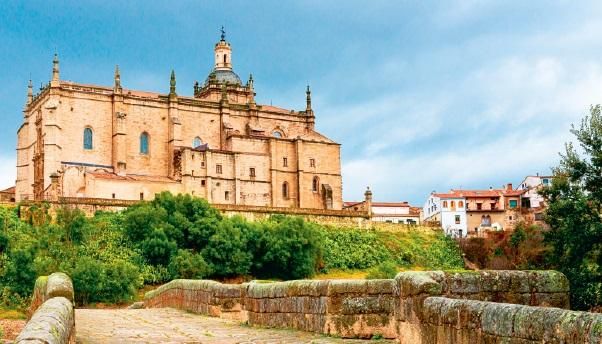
[75,308,393,344]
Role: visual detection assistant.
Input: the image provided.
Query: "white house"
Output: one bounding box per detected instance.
[517,174,552,222]
[344,201,420,224]
[423,193,468,237]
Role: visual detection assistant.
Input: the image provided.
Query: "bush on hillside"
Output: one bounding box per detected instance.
[365,260,398,279]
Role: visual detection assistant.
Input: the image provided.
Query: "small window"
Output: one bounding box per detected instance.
[312,176,319,192]
[216,164,222,174]
[283,157,288,167]
[139,192,144,200]
[273,131,282,138]
[310,158,315,167]
[450,201,456,208]
[509,199,518,209]
[458,201,464,208]
[83,127,93,150]
[112,193,116,199]
[224,54,227,63]
[282,182,289,199]
[477,203,482,210]
[250,167,256,177]
[201,180,206,186]
[225,191,230,200]
[193,137,202,148]
[455,215,460,224]
[442,201,448,208]
[542,178,549,185]
[140,132,149,154]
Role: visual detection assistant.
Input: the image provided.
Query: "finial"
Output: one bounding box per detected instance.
[27,79,33,104]
[52,52,60,83]
[114,65,122,92]
[247,74,254,89]
[169,70,177,96]
[193,80,199,95]
[306,85,312,111]
[220,26,226,41]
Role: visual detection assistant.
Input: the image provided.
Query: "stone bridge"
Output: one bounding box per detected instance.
[13,270,602,343]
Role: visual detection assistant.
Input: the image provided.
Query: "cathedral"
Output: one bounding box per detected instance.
[16,32,343,210]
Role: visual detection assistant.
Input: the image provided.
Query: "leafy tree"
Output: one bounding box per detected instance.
[202,217,253,277]
[542,105,602,310]
[140,228,177,266]
[168,249,212,279]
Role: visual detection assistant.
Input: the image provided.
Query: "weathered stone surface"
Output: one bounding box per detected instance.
[45,272,74,302]
[15,297,74,344]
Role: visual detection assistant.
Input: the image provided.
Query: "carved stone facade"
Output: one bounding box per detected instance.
[16,34,343,210]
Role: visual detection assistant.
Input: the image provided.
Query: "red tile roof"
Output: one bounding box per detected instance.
[434,188,525,199]
[0,186,15,194]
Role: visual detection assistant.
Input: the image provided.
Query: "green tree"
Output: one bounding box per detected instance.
[168,249,212,279]
[542,105,602,310]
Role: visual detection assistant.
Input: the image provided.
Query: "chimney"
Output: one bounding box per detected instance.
[507,183,513,191]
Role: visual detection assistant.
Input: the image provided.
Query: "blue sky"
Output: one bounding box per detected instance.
[1,1,602,204]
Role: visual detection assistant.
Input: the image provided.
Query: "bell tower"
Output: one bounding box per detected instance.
[214,26,232,70]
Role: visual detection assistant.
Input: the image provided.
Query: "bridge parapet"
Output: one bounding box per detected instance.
[15,272,75,344]
[144,270,602,342]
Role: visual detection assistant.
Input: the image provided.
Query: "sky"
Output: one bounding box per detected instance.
[1,1,602,204]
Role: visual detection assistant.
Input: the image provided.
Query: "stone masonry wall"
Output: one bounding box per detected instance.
[142,270,600,342]
[16,272,75,344]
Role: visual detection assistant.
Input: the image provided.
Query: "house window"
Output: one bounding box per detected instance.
[455,215,460,224]
[139,192,144,200]
[458,201,464,208]
[481,215,491,226]
[201,180,206,186]
[312,176,319,192]
[83,127,93,150]
[283,157,288,167]
[250,168,256,177]
[442,201,448,208]
[225,191,230,200]
[112,193,116,199]
[140,132,149,154]
[509,200,518,209]
[282,182,289,199]
[477,203,482,210]
[310,158,315,167]
[542,178,549,185]
[216,164,222,174]
[193,137,202,148]
[450,201,456,209]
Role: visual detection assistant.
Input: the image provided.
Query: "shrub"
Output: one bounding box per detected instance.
[202,218,253,277]
[70,256,104,304]
[366,261,398,279]
[168,249,212,279]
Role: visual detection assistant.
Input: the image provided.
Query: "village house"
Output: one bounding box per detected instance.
[517,174,552,225]
[15,31,343,210]
[344,188,421,224]
[423,184,525,237]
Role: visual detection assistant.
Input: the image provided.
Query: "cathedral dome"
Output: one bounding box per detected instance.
[204,69,242,86]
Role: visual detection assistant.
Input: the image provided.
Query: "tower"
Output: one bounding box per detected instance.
[214,26,232,70]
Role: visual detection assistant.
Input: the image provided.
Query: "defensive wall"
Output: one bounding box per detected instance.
[16,272,75,344]
[144,270,602,343]
[17,197,437,231]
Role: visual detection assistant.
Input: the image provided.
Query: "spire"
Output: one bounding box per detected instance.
[214,27,232,71]
[220,26,226,41]
[26,79,33,105]
[114,65,122,93]
[306,85,312,112]
[169,70,177,98]
[51,53,60,84]
[247,74,254,90]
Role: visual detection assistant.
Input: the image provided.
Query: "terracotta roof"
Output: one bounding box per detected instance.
[434,188,525,198]
[0,186,15,194]
[89,172,174,183]
[371,202,410,207]
[259,105,295,114]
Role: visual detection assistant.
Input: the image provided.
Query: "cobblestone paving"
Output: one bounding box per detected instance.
[75,308,394,344]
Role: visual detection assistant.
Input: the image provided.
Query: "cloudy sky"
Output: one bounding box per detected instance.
[1,1,601,204]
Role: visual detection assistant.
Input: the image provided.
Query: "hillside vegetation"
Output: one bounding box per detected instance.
[0,192,463,309]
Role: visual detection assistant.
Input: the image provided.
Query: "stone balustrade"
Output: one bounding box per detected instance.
[144,270,602,342]
[15,272,75,344]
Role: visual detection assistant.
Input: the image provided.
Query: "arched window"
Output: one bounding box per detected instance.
[193,136,202,148]
[273,131,282,138]
[442,201,448,208]
[224,54,227,63]
[458,201,464,208]
[312,176,319,192]
[140,132,149,154]
[450,200,455,208]
[282,182,289,199]
[83,127,93,150]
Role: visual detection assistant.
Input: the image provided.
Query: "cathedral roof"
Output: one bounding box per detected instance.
[204,69,242,86]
